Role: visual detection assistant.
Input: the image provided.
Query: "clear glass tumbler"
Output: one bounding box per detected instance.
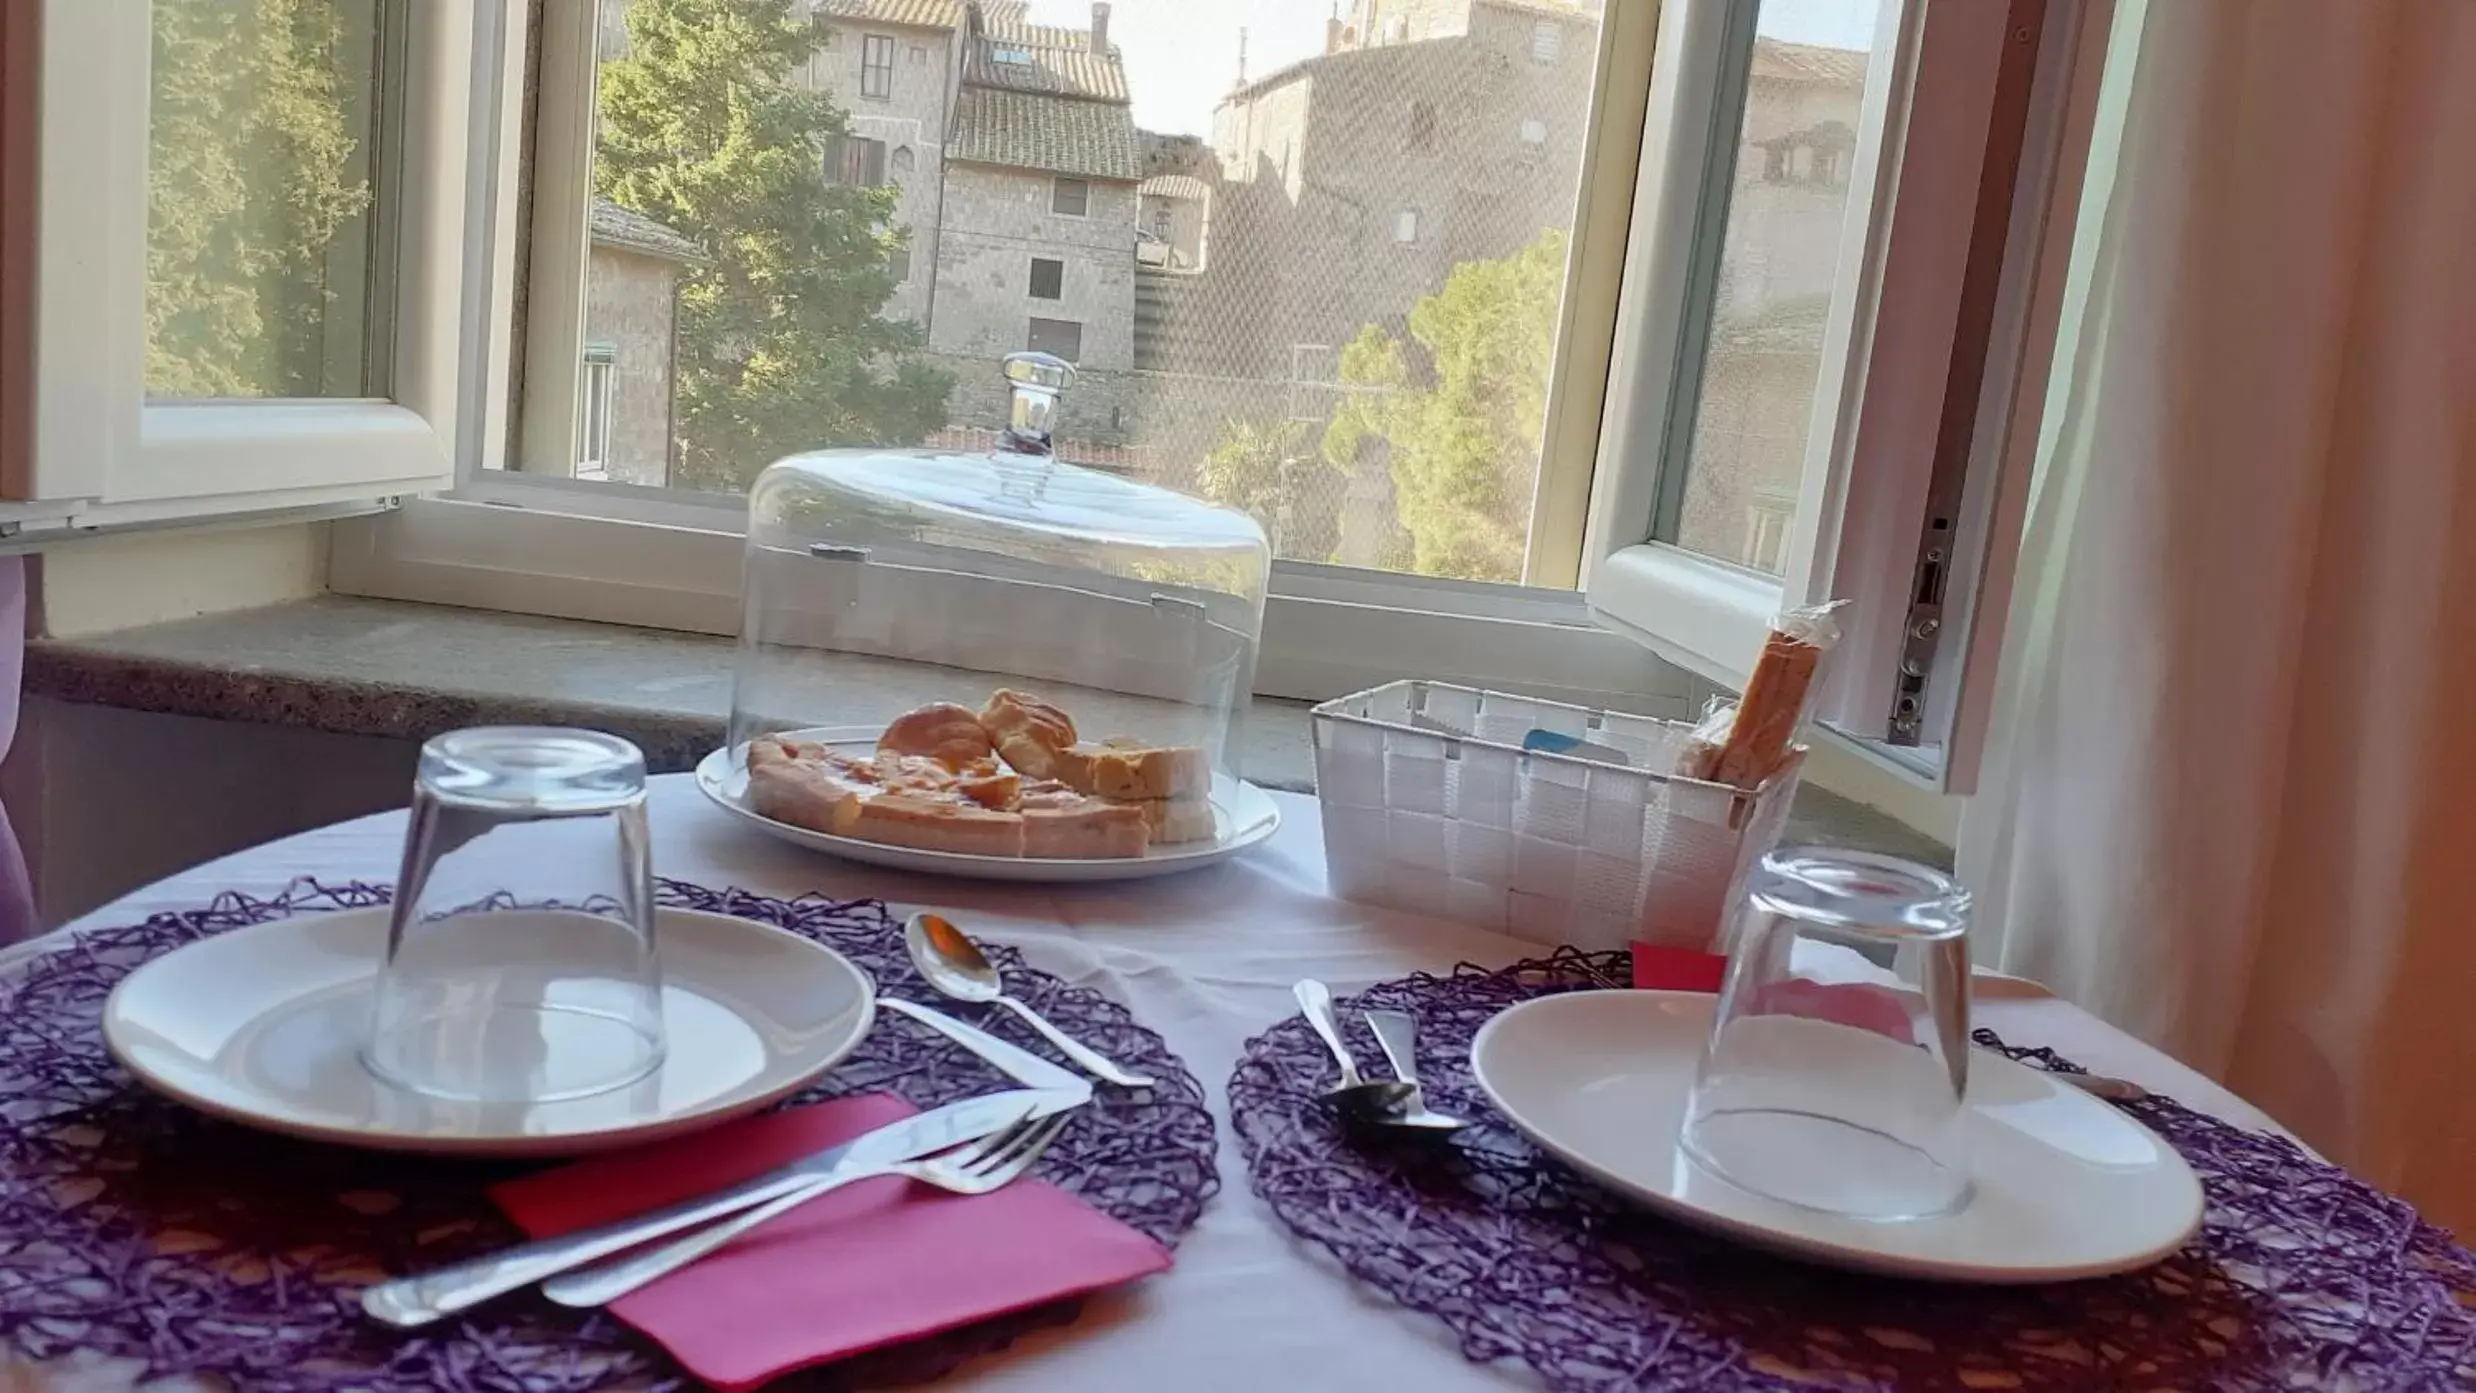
[362,728,662,1104]
[1680,848,1973,1221]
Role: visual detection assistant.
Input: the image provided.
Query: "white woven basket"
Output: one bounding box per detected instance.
[1310,680,1801,952]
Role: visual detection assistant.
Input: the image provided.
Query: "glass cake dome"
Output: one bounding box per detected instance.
[727,352,1272,806]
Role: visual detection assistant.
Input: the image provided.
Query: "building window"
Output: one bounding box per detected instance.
[1029,257,1065,300]
[1052,176,1090,216]
[1408,101,1438,153]
[892,144,916,176]
[1530,20,1562,63]
[908,44,930,65]
[1520,118,1548,148]
[861,34,896,99]
[576,344,617,482]
[1393,209,1419,244]
[1028,317,1083,362]
[1152,208,1173,239]
[826,134,887,186]
[889,241,913,284]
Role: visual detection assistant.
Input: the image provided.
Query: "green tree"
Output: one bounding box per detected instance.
[597,0,951,490]
[147,0,375,399]
[1198,417,1340,562]
[1320,228,1567,582]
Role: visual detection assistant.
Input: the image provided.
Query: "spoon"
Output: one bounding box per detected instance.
[1293,979,1415,1120]
[1362,1009,1468,1132]
[905,912,1156,1087]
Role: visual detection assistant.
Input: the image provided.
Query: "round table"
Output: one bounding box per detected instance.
[11,775,2289,1393]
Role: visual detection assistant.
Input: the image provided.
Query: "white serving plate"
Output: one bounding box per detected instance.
[103,907,875,1157]
[697,733,1281,883]
[1469,990,2205,1283]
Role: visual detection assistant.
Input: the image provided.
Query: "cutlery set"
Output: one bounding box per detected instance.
[363,914,1143,1327]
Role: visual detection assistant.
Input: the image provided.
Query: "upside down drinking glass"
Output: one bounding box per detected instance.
[1681,848,1974,1221]
[362,727,663,1104]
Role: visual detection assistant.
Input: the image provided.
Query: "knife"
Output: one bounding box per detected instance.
[878,995,1097,1098]
[359,1087,1080,1328]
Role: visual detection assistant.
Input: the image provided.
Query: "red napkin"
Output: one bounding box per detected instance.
[1631,942,1728,992]
[491,1094,1170,1392]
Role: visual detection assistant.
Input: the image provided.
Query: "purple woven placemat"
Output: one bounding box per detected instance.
[1232,948,2476,1391]
[0,879,1218,1392]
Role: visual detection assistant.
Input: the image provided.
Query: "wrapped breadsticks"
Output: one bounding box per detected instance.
[1676,601,1847,790]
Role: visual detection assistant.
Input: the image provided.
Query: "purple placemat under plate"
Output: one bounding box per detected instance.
[1231,949,2476,1391]
[0,879,1219,1392]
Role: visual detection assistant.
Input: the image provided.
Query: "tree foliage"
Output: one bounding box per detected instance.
[146,0,374,399]
[1321,228,1567,582]
[1197,417,1342,559]
[597,0,951,489]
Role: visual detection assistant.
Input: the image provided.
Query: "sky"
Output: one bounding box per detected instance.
[1022,0,1882,138]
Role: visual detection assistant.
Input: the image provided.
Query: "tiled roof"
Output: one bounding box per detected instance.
[1750,38,1869,86]
[968,22,1130,102]
[1476,0,1601,19]
[813,0,960,30]
[1139,174,1211,202]
[588,196,703,263]
[948,85,1141,181]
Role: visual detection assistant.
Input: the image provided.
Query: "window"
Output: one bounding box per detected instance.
[576,345,616,481]
[1027,317,1083,362]
[860,34,895,99]
[5,0,460,536]
[826,135,888,187]
[327,0,2102,794]
[1028,257,1064,300]
[1152,208,1174,239]
[892,145,916,177]
[889,241,913,284]
[1407,102,1438,153]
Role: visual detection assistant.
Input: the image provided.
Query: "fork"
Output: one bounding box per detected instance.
[540,1112,1071,1308]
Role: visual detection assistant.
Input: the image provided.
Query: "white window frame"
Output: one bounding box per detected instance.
[2,0,484,538]
[1583,0,2112,792]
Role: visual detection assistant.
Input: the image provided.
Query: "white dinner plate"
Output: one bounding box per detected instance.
[103,907,876,1157]
[696,733,1282,883]
[1468,990,2205,1283]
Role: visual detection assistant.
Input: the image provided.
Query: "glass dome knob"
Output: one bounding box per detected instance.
[1002,351,1076,456]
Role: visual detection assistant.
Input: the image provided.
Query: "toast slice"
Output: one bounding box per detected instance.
[1128,794,1217,845]
[1053,737,1211,801]
[843,791,1027,857]
[979,689,1079,780]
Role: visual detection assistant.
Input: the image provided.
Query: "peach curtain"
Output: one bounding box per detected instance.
[1963,0,2476,1228]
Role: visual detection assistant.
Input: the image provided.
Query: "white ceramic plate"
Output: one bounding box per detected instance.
[1468,990,2205,1283]
[103,907,876,1157]
[696,734,1281,882]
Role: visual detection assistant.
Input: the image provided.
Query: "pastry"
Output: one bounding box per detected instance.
[878,702,996,770]
[1053,736,1211,801]
[746,739,875,836]
[878,752,1020,809]
[1128,794,1217,844]
[843,791,1027,857]
[979,689,1078,779]
[1020,783,1151,858]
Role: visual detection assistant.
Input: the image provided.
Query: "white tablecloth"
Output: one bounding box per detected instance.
[28,777,2286,1392]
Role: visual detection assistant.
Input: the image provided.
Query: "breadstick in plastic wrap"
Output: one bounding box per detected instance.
[1710,601,1846,789]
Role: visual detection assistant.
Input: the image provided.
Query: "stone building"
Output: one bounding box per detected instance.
[580,196,700,485]
[1672,39,1869,573]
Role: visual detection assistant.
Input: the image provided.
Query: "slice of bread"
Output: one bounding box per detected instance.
[1053,737,1211,801]
[1128,794,1218,845]
[1023,800,1150,858]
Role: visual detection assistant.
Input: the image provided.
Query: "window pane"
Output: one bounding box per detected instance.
[1662,0,1883,576]
[548,0,1618,588]
[145,0,389,400]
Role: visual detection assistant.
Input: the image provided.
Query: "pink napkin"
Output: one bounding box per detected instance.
[1631,942,1728,992]
[491,1094,1170,1391]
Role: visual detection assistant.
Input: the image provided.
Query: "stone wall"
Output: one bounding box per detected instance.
[582,245,678,486]
[928,165,1139,370]
[803,17,957,327]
